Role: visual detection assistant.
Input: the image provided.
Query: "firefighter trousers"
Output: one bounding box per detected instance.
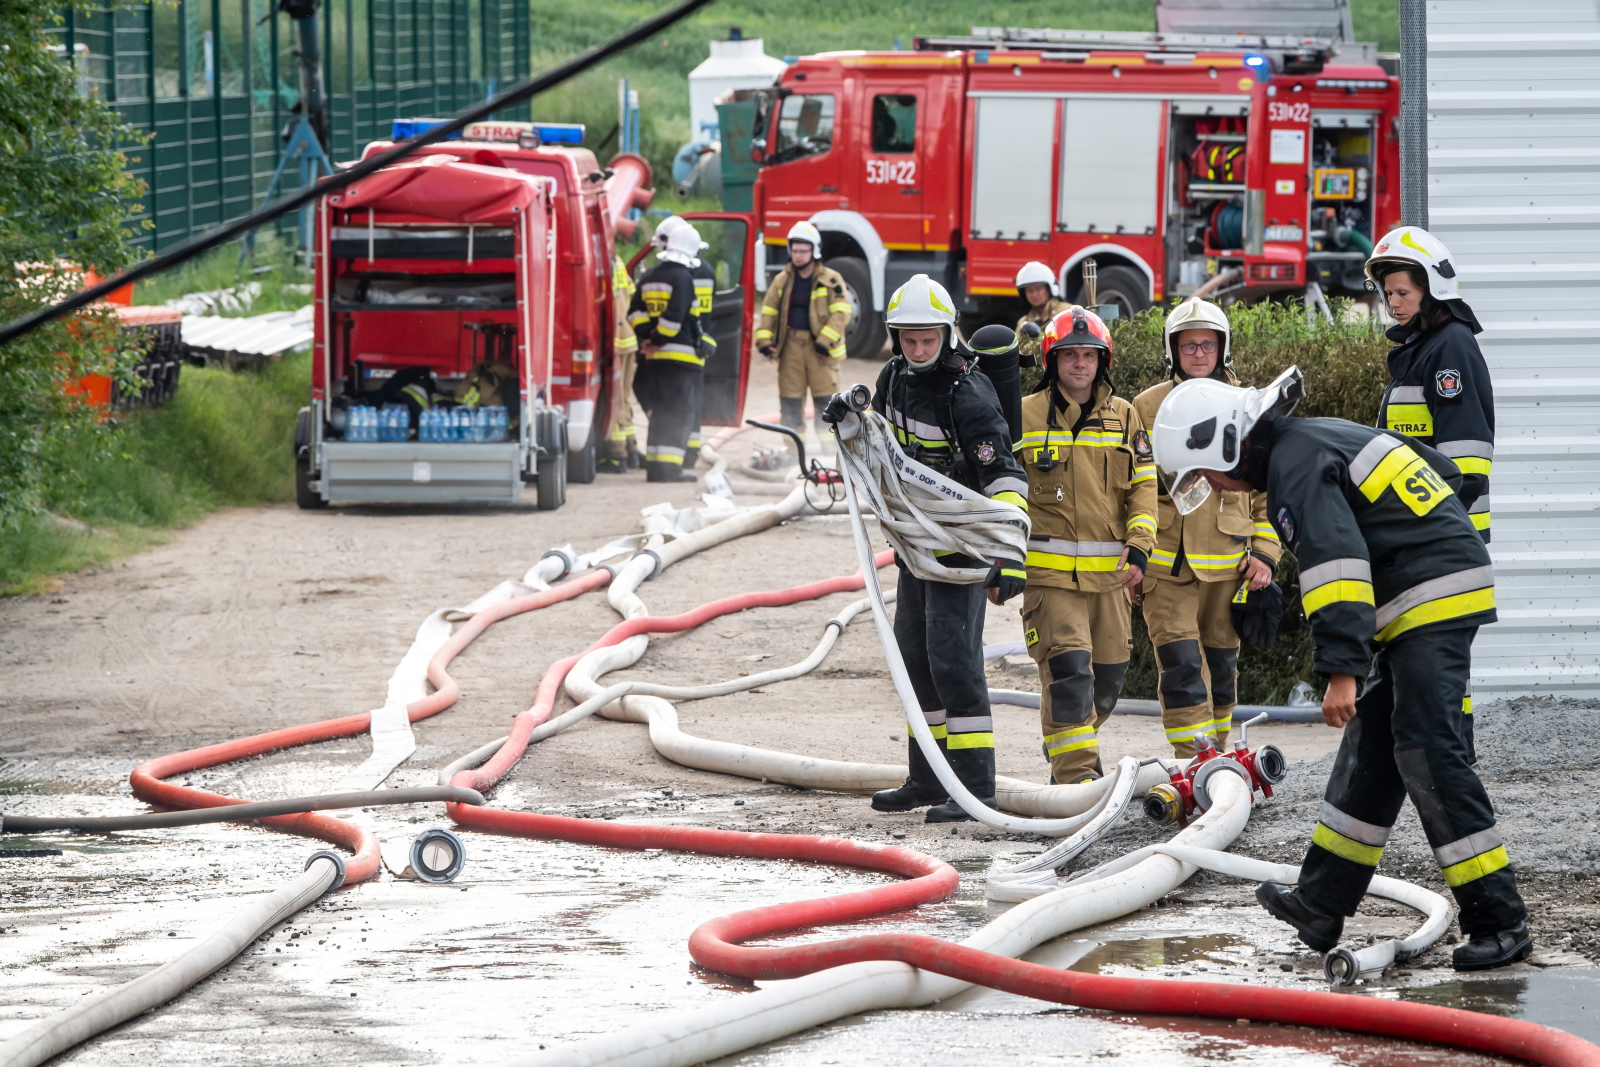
[1298,626,1527,935]
[603,348,638,461]
[894,562,994,800]
[1141,575,1240,758]
[778,329,842,436]
[632,359,702,481]
[1022,583,1132,784]
[683,366,705,470]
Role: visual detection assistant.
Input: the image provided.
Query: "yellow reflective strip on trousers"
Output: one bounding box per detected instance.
[1385,404,1434,437]
[1313,822,1384,866]
[1027,551,1077,571]
[647,351,706,365]
[1302,579,1375,616]
[946,732,995,750]
[1375,586,1497,643]
[1441,845,1510,887]
[1044,725,1097,753]
[907,723,950,740]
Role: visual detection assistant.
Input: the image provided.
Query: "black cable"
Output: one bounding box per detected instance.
[0,0,717,348]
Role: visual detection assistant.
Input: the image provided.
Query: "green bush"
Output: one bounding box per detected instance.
[1022,300,1390,704]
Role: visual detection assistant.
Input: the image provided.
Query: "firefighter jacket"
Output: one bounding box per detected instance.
[1133,376,1283,582]
[1378,318,1494,541]
[1259,416,1496,679]
[690,258,718,359]
[1019,381,1158,593]
[1017,298,1070,362]
[628,260,704,366]
[756,263,852,358]
[871,350,1029,515]
[611,256,637,357]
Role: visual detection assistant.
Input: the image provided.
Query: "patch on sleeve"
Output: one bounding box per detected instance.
[1434,368,1463,398]
[1133,428,1153,460]
[1024,627,1039,648]
[976,441,997,463]
[1276,505,1296,544]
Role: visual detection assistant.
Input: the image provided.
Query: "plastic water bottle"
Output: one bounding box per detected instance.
[491,406,507,442]
[420,408,434,443]
[474,406,489,443]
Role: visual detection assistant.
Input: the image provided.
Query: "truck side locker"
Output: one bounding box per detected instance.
[1244,79,1313,290]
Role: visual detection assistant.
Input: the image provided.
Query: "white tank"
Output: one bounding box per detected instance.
[687,32,788,142]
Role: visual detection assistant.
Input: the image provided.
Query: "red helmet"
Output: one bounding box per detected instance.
[1042,305,1113,362]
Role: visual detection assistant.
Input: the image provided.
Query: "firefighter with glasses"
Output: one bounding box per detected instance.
[1014,260,1068,363]
[1019,306,1157,784]
[826,275,1028,823]
[1151,367,1531,973]
[628,222,706,483]
[756,221,852,442]
[1132,300,1281,758]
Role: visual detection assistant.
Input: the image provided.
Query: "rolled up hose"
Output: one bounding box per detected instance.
[0,786,483,834]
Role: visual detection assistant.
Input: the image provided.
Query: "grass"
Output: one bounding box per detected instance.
[131,237,314,317]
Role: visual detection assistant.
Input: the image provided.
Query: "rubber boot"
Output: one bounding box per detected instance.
[924,745,995,822]
[779,396,805,432]
[1452,923,1533,971]
[1257,882,1344,953]
[597,456,625,474]
[924,795,998,823]
[626,441,644,470]
[871,737,949,812]
[646,463,697,484]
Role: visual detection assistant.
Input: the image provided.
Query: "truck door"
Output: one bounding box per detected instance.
[857,88,925,248]
[628,212,756,427]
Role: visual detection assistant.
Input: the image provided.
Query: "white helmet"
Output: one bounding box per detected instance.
[1152,366,1304,515]
[659,221,704,266]
[652,215,707,252]
[1164,299,1232,377]
[1014,260,1059,299]
[1364,226,1460,302]
[787,220,822,252]
[885,274,958,367]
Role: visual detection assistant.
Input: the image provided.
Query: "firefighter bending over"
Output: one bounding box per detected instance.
[825,275,1027,823]
[1019,307,1156,784]
[629,223,706,483]
[1131,300,1281,758]
[1152,367,1531,973]
[757,221,852,443]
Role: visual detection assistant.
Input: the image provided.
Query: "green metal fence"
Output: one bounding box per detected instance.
[46,0,530,252]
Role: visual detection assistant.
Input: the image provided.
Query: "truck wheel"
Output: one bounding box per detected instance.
[536,453,567,510]
[295,457,327,510]
[567,425,597,484]
[830,257,888,359]
[1078,265,1151,320]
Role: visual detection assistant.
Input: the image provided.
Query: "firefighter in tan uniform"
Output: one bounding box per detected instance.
[755,221,852,439]
[1014,261,1069,364]
[1132,300,1282,756]
[599,253,641,473]
[1019,306,1157,783]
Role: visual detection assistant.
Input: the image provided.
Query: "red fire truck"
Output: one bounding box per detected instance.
[746,28,1399,354]
[299,120,757,508]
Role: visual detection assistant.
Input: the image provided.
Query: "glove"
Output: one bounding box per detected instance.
[760,344,778,358]
[986,559,1027,604]
[820,391,853,425]
[813,340,833,356]
[1230,580,1285,649]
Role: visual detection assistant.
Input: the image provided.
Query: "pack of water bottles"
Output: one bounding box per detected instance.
[344,403,414,442]
[418,405,509,443]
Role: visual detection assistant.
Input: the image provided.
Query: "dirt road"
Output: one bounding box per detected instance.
[3,357,1594,1065]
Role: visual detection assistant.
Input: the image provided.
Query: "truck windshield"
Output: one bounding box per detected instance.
[771,93,834,163]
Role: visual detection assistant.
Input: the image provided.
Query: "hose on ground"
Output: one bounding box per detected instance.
[0,786,483,834]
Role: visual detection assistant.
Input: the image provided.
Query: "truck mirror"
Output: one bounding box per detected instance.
[750,137,766,163]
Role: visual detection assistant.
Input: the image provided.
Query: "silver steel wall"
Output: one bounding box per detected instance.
[1427,0,1600,695]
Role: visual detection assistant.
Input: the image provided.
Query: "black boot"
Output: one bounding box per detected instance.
[925,796,998,823]
[597,455,625,474]
[871,779,947,812]
[1453,923,1532,971]
[1257,882,1344,953]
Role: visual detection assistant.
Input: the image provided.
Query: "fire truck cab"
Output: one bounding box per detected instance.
[748,29,1398,352]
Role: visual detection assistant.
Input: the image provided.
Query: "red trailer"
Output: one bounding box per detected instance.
[745,29,1399,353]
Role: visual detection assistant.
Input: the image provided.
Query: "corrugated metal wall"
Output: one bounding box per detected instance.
[45,0,530,252]
[1427,0,1600,696]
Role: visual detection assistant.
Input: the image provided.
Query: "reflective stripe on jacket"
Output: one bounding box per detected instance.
[1020,381,1157,593]
[756,262,851,358]
[628,260,704,364]
[1133,376,1283,582]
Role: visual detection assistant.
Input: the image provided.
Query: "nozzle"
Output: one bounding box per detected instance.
[1143,783,1183,826]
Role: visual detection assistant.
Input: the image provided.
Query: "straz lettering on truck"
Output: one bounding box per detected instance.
[866,159,917,185]
[1267,101,1311,123]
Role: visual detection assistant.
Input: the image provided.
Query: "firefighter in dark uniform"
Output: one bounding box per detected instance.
[1366,226,1493,757]
[629,223,706,483]
[1152,367,1532,973]
[654,216,718,470]
[826,274,1029,823]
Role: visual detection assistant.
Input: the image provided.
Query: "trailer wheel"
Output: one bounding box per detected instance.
[830,257,887,360]
[295,457,327,510]
[536,423,569,511]
[1076,265,1151,320]
[567,425,597,484]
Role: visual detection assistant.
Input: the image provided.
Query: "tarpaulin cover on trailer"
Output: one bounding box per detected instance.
[325,156,542,224]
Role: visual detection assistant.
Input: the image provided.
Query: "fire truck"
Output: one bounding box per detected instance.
[298,120,756,508]
[745,28,1399,355]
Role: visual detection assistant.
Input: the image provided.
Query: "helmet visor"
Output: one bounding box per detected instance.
[1167,469,1214,516]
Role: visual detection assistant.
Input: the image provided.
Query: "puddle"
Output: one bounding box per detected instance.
[1375,968,1600,1045]
[1069,932,1250,974]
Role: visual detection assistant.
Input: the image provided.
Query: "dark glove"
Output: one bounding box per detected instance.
[759,344,778,358]
[820,391,853,425]
[813,340,832,356]
[1230,580,1284,649]
[987,559,1027,604]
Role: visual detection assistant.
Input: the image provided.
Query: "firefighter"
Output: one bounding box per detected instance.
[653,216,717,470]
[827,274,1028,822]
[1366,227,1493,543]
[628,223,706,483]
[1019,306,1157,784]
[1131,300,1281,758]
[599,253,641,473]
[1151,367,1531,972]
[757,221,852,441]
[1014,260,1068,364]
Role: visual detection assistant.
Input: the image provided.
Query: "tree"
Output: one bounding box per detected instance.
[0,0,147,522]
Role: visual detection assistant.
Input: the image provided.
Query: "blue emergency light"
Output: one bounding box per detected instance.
[1243,54,1273,80]
[531,123,585,144]
[391,118,459,140]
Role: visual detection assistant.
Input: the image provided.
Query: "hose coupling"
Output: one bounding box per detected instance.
[539,545,578,579]
[1143,783,1184,826]
[1324,945,1362,987]
[305,849,348,891]
[407,828,467,883]
[632,548,663,580]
